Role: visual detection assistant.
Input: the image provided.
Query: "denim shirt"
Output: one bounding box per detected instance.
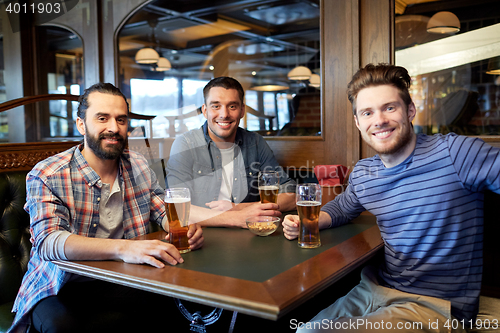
[166,122,295,207]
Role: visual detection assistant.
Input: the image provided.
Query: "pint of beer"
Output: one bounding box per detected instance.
[258,171,279,204]
[165,188,191,253]
[296,184,322,248]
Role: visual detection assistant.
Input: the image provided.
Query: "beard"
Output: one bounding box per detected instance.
[374,125,413,155]
[365,121,414,156]
[86,129,127,160]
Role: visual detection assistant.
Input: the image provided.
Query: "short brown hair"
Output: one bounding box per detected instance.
[347,63,412,115]
[203,77,245,105]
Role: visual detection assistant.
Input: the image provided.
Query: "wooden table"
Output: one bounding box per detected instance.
[55,214,382,321]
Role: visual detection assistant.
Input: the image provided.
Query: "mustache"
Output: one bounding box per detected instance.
[98,133,124,141]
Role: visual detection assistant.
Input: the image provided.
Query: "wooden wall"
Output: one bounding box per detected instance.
[0,142,79,173]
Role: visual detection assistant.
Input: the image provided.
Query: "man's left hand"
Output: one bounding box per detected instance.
[187,223,204,250]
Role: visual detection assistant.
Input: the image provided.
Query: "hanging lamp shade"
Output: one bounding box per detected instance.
[486,57,500,75]
[250,77,289,91]
[309,74,320,88]
[250,84,289,92]
[426,11,460,34]
[155,57,172,71]
[288,66,312,80]
[135,48,159,64]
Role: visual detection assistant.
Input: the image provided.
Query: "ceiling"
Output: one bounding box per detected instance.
[118,0,320,84]
[395,0,441,15]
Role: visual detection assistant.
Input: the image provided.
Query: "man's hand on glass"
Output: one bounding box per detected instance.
[121,223,204,269]
[233,202,282,228]
[164,223,204,252]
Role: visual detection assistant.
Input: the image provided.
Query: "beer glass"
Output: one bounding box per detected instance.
[258,171,279,204]
[165,187,191,253]
[296,183,322,248]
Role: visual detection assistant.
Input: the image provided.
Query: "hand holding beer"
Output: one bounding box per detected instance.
[296,183,322,248]
[165,187,191,253]
[258,171,279,204]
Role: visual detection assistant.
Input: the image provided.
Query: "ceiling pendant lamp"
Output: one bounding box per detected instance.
[288,66,312,80]
[309,74,320,88]
[135,47,159,64]
[250,75,289,91]
[486,57,500,75]
[155,57,172,71]
[135,19,161,65]
[250,84,289,92]
[426,11,460,34]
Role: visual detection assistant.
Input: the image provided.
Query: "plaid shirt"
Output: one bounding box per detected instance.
[9,145,165,333]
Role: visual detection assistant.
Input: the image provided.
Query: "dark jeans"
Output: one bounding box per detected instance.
[30,279,234,333]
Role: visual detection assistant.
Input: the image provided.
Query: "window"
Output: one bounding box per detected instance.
[118,0,320,137]
[129,78,206,137]
[395,1,500,136]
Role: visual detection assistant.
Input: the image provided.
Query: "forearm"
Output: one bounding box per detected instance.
[190,205,245,228]
[64,234,128,261]
[190,201,280,228]
[277,193,295,212]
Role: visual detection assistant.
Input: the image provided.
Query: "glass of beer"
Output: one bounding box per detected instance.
[296,183,322,248]
[258,171,279,204]
[165,187,191,253]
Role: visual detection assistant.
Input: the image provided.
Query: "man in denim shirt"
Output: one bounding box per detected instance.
[166,77,296,228]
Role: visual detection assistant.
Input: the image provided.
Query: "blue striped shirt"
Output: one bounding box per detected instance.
[321,133,500,321]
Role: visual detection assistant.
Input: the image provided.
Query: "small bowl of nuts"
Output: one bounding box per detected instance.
[246,216,280,236]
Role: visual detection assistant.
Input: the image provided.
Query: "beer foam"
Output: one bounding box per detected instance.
[165,197,190,203]
[297,201,321,206]
[259,185,279,190]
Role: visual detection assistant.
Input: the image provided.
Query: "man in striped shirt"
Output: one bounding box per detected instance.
[9,83,204,333]
[283,64,500,332]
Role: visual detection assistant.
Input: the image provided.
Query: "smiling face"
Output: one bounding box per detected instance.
[354,85,417,167]
[76,92,129,161]
[202,87,245,145]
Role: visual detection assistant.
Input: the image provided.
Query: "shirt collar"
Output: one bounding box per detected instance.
[73,144,126,187]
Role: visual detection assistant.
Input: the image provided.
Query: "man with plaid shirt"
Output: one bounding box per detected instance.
[9,83,204,333]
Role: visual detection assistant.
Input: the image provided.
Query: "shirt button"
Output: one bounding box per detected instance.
[198,170,201,174]
[234,178,237,181]
[93,224,97,227]
[97,197,101,201]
